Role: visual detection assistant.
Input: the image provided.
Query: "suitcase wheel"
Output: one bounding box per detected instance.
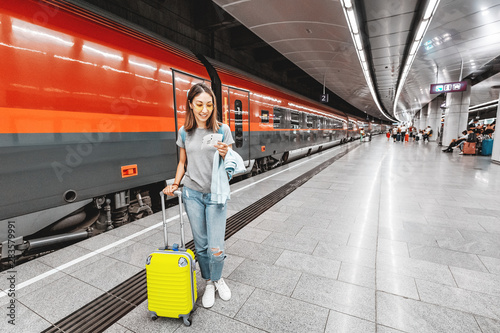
[150,311,158,321]
[181,314,192,326]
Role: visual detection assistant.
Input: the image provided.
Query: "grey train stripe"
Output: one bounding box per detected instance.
[40,144,358,333]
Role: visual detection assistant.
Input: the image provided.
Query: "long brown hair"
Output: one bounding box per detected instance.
[184,83,220,132]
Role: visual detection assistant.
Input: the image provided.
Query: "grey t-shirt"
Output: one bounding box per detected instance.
[177,124,235,193]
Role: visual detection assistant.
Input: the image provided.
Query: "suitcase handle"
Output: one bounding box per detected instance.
[175,190,186,249]
[159,189,186,250]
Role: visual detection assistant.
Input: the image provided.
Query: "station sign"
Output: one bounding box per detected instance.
[320,94,329,103]
[430,81,467,94]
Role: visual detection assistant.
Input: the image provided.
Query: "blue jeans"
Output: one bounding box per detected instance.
[182,186,227,281]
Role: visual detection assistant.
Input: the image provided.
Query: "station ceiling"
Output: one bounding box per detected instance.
[213,0,500,123]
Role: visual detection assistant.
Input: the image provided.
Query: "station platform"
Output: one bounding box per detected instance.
[2,136,500,333]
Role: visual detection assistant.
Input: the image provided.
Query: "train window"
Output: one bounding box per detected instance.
[235,100,243,148]
[291,111,300,129]
[332,119,342,129]
[306,115,316,128]
[318,117,325,129]
[273,108,282,129]
[306,116,312,128]
[261,110,269,123]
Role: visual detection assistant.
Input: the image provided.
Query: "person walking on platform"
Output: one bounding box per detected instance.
[400,125,406,143]
[163,83,235,308]
[386,130,391,141]
[392,127,398,142]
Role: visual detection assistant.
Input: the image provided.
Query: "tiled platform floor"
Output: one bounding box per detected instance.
[2,136,500,333]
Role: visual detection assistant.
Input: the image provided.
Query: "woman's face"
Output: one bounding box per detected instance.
[190,92,214,127]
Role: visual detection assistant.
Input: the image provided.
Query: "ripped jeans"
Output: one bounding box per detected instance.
[182,186,227,281]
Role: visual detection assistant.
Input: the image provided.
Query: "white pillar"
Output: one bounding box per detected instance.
[442,79,471,147]
[419,105,428,132]
[492,92,500,163]
[428,96,443,143]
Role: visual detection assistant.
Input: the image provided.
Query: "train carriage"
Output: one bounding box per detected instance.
[0,0,358,262]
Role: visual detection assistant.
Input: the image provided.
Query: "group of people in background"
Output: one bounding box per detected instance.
[442,119,495,154]
[386,125,432,143]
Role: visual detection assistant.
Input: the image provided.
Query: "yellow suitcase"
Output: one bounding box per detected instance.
[146,190,197,326]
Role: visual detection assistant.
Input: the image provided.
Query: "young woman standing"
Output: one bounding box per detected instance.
[163,83,234,308]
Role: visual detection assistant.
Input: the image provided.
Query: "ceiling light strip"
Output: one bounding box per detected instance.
[393,0,441,121]
[339,0,395,122]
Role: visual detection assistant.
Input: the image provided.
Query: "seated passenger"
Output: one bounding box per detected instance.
[423,126,432,142]
[468,119,483,133]
[482,121,495,137]
[442,130,468,152]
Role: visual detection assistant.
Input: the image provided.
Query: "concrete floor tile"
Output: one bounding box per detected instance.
[377,252,456,286]
[109,242,158,268]
[479,255,500,275]
[204,279,255,318]
[0,260,67,299]
[325,310,375,333]
[416,279,500,320]
[103,323,135,333]
[228,259,300,296]
[474,316,500,333]
[450,266,500,296]
[315,242,376,269]
[68,256,142,292]
[17,274,103,324]
[275,249,341,279]
[231,226,272,243]
[377,292,481,333]
[226,239,283,265]
[117,300,181,333]
[408,244,489,272]
[292,273,375,322]
[338,262,375,289]
[0,300,52,333]
[235,288,329,333]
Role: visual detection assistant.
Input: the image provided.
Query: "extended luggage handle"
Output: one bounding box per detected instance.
[159,189,186,251]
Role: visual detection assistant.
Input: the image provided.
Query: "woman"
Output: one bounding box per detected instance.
[163,83,234,308]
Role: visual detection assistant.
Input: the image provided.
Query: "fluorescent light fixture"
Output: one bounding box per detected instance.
[415,20,428,41]
[354,34,363,50]
[343,0,353,9]
[409,40,420,55]
[339,0,397,122]
[359,51,366,62]
[393,0,441,121]
[347,9,359,34]
[423,0,439,19]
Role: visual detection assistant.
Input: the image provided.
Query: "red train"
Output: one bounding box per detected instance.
[0,0,381,262]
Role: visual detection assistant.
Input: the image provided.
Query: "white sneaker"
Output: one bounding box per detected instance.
[214,278,231,301]
[202,281,215,308]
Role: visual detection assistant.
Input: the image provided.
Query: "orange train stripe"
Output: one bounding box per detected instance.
[0,107,174,133]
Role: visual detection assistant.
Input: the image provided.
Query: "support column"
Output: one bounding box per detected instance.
[428,96,444,143]
[413,111,420,131]
[419,105,428,132]
[492,92,500,164]
[442,79,471,147]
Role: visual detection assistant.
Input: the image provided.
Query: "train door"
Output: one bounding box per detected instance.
[224,86,250,166]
